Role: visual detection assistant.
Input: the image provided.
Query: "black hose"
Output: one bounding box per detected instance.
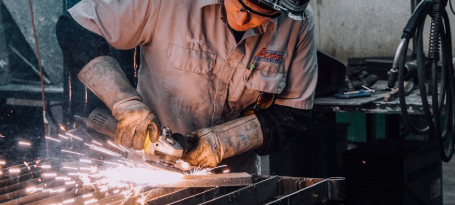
[439,11,452,141]
[438,10,455,160]
[396,131,431,205]
[398,39,430,134]
[392,1,455,204]
[400,5,455,162]
[427,8,454,162]
[450,0,455,15]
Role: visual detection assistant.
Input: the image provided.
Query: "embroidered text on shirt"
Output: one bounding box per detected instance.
[254,48,285,64]
[186,37,205,44]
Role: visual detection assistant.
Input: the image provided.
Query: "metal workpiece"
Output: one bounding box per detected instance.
[0,160,344,205]
[169,187,241,205]
[201,176,280,205]
[161,173,254,188]
[99,187,191,205]
[328,177,345,201]
[267,177,346,205]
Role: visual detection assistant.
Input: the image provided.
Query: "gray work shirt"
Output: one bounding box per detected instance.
[69,0,318,173]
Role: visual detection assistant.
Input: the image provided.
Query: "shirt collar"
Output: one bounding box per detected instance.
[198,0,223,8]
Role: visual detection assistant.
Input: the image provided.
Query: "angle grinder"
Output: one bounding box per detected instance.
[74,109,194,173]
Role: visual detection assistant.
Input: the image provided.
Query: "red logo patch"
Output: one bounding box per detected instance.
[254,48,285,64]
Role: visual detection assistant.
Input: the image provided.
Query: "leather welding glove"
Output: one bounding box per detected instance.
[77,56,161,150]
[181,115,263,168]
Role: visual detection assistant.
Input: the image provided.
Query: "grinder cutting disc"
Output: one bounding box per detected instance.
[145,160,184,174]
[126,146,184,174]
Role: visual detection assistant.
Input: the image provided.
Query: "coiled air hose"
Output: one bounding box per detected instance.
[390,0,455,162]
[389,1,455,204]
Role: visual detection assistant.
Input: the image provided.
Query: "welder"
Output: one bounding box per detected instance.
[56,0,317,174]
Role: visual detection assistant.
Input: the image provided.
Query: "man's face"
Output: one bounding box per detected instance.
[224,0,276,31]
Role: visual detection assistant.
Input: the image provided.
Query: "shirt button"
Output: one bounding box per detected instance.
[228,60,234,65]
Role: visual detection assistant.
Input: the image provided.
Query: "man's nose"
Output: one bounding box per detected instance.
[236,11,250,25]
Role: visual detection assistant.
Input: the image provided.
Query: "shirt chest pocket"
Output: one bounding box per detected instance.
[244,60,287,93]
[164,44,216,111]
[228,60,288,104]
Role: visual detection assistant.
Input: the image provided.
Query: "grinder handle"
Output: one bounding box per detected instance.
[171,133,195,156]
[85,109,118,138]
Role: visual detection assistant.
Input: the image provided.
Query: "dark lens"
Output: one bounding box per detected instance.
[256,93,275,109]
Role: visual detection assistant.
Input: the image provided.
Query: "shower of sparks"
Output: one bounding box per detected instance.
[9,168,20,173]
[41,164,51,169]
[223,169,230,173]
[137,190,153,205]
[59,125,66,131]
[82,193,93,198]
[119,145,129,152]
[6,130,225,205]
[26,187,36,192]
[65,132,83,141]
[80,159,92,163]
[17,158,204,205]
[61,149,85,156]
[68,172,89,176]
[96,165,183,186]
[63,166,78,170]
[65,181,76,185]
[62,199,74,204]
[18,141,31,146]
[46,136,61,142]
[80,167,97,172]
[85,143,122,157]
[43,172,57,177]
[24,161,31,170]
[50,188,65,193]
[84,198,97,204]
[92,140,102,146]
[107,141,127,153]
[56,176,71,180]
[58,134,69,140]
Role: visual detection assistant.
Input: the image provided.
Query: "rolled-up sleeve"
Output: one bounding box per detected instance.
[275,7,318,109]
[68,0,162,49]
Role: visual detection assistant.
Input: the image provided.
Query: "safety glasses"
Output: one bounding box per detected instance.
[232,0,282,20]
[243,92,275,116]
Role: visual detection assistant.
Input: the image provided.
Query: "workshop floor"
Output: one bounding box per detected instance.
[443,159,455,205]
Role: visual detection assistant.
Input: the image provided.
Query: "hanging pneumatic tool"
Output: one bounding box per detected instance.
[74,109,194,174]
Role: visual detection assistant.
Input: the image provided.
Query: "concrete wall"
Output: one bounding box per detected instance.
[310,0,455,64]
[3,0,63,83]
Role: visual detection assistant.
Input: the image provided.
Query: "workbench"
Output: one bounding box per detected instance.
[269,80,436,178]
[313,80,431,115]
[313,80,435,141]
